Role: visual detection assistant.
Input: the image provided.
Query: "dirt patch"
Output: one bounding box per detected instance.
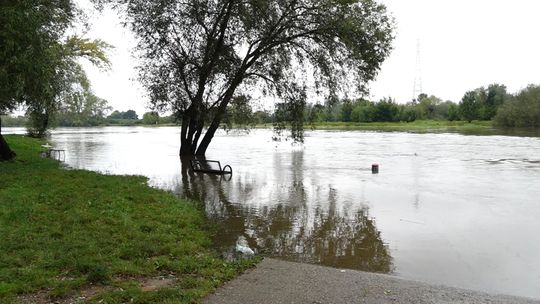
[17,284,110,304]
[17,276,176,303]
[140,277,176,292]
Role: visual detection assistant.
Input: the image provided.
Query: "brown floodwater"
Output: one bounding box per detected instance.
[6,126,539,298]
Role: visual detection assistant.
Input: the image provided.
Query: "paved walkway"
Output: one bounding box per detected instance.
[205,258,539,304]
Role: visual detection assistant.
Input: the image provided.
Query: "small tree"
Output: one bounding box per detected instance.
[142,112,159,125]
[447,103,460,121]
[483,84,508,120]
[459,91,480,123]
[122,110,138,120]
[494,85,540,128]
[102,0,394,156]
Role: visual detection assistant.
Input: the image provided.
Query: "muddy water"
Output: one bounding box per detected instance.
[25,127,540,298]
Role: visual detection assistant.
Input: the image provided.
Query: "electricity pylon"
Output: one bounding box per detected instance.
[412,39,422,102]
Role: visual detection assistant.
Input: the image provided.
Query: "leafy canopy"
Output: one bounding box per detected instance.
[99,0,394,155]
[0,0,112,133]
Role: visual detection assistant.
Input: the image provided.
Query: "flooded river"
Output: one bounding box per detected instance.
[7,127,540,298]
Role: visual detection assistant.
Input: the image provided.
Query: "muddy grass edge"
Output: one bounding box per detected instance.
[0,135,260,304]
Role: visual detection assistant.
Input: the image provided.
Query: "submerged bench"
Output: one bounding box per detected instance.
[41,144,65,162]
[190,160,232,175]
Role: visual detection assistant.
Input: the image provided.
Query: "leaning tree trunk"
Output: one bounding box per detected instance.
[179,105,206,157]
[195,89,236,156]
[179,74,243,157]
[0,117,16,161]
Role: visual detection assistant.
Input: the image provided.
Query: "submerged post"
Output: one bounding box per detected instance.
[372,164,379,174]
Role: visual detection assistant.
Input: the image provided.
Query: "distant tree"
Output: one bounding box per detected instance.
[159,115,176,125]
[55,66,111,127]
[483,84,508,120]
[447,103,460,121]
[0,115,27,127]
[122,110,138,120]
[351,100,376,122]
[415,94,443,120]
[253,110,271,125]
[457,84,508,121]
[305,104,327,124]
[108,110,139,120]
[374,98,400,122]
[415,93,428,103]
[142,111,159,125]
[459,91,480,123]
[399,104,417,122]
[340,100,354,122]
[494,85,540,128]
[101,0,395,156]
[107,111,123,119]
[223,95,254,128]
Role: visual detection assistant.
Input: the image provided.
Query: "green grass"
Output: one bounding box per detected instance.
[306,120,494,133]
[0,135,258,303]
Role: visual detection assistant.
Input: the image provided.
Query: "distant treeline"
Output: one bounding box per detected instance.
[1,110,176,128]
[3,84,539,130]
[236,84,540,128]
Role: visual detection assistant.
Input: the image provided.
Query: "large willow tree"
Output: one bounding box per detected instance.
[107,0,394,156]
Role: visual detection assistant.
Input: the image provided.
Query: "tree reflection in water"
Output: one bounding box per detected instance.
[177,151,393,274]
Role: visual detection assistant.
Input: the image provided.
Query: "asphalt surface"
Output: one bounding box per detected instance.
[204,258,540,304]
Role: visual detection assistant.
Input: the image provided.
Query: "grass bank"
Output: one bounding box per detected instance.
[0,135,257,303]
[306,120,494,133]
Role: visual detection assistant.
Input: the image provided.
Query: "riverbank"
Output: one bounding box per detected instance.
[205,258,540,304]
[5,120,539,138]
[307,120,494,133]
[0,135,257,303]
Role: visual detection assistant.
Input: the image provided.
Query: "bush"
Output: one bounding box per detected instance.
[494,85,540,128]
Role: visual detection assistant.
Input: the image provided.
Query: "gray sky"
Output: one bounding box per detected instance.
[80,0,540,115]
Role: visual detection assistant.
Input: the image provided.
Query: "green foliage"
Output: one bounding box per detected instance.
[223,96,255,129]
[0,115,27,127]
[483,84,509,119]
[108,110,139,120]
[494,85,540,128]
[447,103,460,121]
[253,110,271,125]
[351,100,377,122]
[0,0,111,153]
[0,0,76,114]
[101,0,394,155]
[399,105,417,122]
[309,120,493,133]
[415,94,441,119]
[64,36,113,70]
[457,84,509,122]
[374,98,400,122]
[142,111,159,125]
[55,66,112,127]
[0,135,257,302]
[459,91,480,123]
[273,100,306,142]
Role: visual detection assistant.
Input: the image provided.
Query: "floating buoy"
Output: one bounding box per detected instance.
[372,164,379,174]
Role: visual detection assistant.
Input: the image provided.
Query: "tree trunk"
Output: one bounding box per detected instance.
[179,69,245,157]
[179,108,205,157]
[195,87,238,156]
[0,117,16,161]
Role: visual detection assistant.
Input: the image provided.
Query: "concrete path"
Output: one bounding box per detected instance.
[205,258,539,304]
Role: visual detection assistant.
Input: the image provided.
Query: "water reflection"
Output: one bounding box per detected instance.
[176,151,393,273]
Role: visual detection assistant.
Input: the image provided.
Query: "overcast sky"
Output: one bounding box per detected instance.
[80,0,540,115]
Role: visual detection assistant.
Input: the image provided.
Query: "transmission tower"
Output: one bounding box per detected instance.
[412,39,422,102]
